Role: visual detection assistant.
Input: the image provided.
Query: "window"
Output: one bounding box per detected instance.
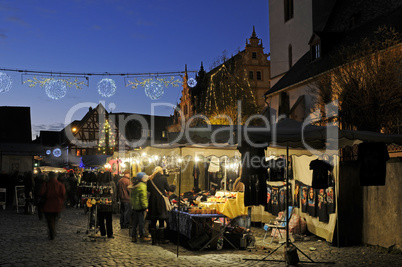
[284,0,294,22]
[257,71,262,80]
[141,129,147,137]
[252,52,257,59]
[288,44,293,68]
[162,131,166,138]
[249,71,254,80]
[311,43,321,60]
[148,130,152,137]
[76,149,81,157]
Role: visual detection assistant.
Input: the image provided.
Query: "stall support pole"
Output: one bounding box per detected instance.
[176,146,183,257]
[244,142,334,265]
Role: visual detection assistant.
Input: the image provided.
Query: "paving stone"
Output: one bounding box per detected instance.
[1,208,402,266]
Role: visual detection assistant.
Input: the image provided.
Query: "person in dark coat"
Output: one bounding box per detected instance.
[23,171,34,214]
[39,171,66,240]
[117,170,132,229]
[147,166,176,245]
[33,169,47,220]
[97,171,115,238]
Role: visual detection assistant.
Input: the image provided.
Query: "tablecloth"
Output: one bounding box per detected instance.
[198,192,248,219]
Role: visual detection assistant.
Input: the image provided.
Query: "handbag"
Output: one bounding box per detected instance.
[150,180,173,211]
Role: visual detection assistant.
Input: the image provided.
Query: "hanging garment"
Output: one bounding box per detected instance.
[358,142,390,186]
[193,164,200,188]
[267,158,285,181]
[293,180,302,208]
[279,186,286,211]
[270,186,280,216]
[326,186,336,214]
[208,156,220,172]
[300,186,308,213]
[309,159,333,189]
[307,187,317,217]
[317,189,329,223]
[265,184,272,213]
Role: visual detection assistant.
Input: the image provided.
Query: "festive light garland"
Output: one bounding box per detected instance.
[0,72,13,93]
[144,79,164,100]
[45,79,67,100]
[1,67,197,99]
[97,78,117,98]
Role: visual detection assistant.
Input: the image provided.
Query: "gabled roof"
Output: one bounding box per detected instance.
[265,5,402,96]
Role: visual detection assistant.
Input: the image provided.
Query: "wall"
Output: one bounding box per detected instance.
[362,158,402,250]
[1,155,33,174]
[339,158,402,250]
[269,0,313,83]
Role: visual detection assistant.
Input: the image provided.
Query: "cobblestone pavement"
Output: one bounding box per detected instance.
[1,207,401,266]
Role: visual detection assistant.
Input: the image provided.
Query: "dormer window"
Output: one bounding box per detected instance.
[252,52,257,59]
[311,42,321,61]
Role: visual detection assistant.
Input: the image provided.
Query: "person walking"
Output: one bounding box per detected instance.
[129,172,151,243]
[39,171,66,240]
[147,166,176,245]
[117,170,132,229]
[34,169,47,220]
[97,171,115,238]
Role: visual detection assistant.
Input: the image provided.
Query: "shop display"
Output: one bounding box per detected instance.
[79,177,113,241]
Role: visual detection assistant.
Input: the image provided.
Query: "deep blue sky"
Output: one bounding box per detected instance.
[0,0,270,139]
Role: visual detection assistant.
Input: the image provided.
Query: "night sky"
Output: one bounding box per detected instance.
[0,0,270,139]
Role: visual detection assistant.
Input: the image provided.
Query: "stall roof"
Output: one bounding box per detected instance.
[126,143,240,159]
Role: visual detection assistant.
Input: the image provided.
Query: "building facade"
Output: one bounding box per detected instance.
[168,27,270,132]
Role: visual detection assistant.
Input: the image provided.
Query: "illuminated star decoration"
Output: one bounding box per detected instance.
[45,79,67,100]
[98,78,116,97]
[53,148,62,157]
[144,79,164,100]
[187,78,197,88]
[0,72,13,93]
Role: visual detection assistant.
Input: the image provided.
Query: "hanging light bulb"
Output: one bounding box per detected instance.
[98,78,116,97]
[0,72,12,93]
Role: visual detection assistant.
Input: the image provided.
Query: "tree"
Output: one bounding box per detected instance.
[201,62,260,125]
[311,26,402,133]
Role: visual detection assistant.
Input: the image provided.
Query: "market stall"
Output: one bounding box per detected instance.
[166,119,402,249]
[241,118,402,247]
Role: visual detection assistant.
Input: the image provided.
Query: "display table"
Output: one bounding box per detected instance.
[169,210,238,251]
[198,192,248,219]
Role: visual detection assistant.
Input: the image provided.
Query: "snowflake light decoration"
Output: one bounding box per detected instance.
[53,148,62,157]
[187,78,197,88]
[98,78,116,97]
[0,72,13,93]
[45,79,67,99]
[144,79,164,100]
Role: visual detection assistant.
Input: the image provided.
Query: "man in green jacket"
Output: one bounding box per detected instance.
[129,172,151,242]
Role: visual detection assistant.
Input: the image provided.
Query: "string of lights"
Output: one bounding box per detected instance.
[0,67,198,100]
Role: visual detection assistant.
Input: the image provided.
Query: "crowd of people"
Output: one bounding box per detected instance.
[1,165,241,244]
